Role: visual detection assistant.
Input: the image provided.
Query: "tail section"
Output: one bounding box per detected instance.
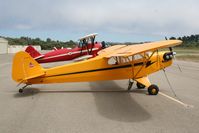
[25,45,44,59]
[12,51,45,83]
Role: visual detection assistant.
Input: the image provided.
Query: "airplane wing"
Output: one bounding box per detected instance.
[79,33,98,41]
[100,40,182,58]
[97,45,126,55]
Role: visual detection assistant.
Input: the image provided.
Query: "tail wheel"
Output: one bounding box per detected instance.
[148,84,159,95]
[136,82,145,89]
[19,89,23,93]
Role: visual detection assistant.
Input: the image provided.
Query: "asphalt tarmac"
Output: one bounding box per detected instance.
[0,54,199,133]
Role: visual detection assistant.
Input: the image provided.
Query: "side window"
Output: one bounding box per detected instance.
[134,54,143,60]
[108,57,117,65]
[108,53,150,65]
[108,56,131,65]
[127,56,133,61]
[146,51,152,58]
[118,57,129,63]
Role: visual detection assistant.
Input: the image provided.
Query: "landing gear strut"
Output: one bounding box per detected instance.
[18,84,29,93]
[127,79,134,91]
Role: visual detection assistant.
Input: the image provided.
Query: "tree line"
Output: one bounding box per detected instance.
[1,36,77,50]
[1,34,199,50]
[169,34,199,47]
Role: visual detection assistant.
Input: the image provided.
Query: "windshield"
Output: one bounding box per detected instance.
[78,37,95,48]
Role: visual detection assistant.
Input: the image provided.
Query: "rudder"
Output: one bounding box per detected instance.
[25,45,43,59]
[12,51,45,83]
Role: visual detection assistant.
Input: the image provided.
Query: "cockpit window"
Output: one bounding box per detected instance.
[134,54,143,60]
[108,57,117,65]
[78,37,95,48]
[108,53,153,65]
[146,51,153,58]
[108,56,132,65]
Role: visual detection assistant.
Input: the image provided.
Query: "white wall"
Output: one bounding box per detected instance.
[8,45,41,53]
[0,42,8,54]
[0,38,8,54]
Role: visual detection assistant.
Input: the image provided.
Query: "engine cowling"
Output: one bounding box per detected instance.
[163,52,174,61]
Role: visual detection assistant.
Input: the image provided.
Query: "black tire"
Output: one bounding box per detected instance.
[148,84,159,95]
[19,89,23,93]
[136,82,145,89]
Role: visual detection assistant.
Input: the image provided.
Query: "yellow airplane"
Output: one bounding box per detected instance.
[12,40,182,95]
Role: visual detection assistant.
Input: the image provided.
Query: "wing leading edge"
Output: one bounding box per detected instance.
[101,40,182,58]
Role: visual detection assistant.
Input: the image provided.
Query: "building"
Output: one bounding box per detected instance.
[0,37,41,54]
[8,45,41,53]
[0,38,8,54]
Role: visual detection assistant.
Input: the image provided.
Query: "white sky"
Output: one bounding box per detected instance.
[0,0,199,42]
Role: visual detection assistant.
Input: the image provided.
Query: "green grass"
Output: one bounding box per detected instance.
[160,47,199,62]
[176,55,199,62]
[173,48,199,62]
[174,47,199,62]
[174,47,199,54]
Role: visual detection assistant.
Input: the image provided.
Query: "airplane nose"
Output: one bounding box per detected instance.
[163,52,174,61]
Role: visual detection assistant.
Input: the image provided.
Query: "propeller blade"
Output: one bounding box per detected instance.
[169,47,173,52]
[172,49,182,73]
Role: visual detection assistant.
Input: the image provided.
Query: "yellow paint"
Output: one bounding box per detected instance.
[135,77,151,87]
[12,51,45,83]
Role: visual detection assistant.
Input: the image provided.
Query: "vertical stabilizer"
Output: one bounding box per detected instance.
[25,45,43,59]
[12,51,45,83]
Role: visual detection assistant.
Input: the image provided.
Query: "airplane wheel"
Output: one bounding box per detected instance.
[148,85,159,95]
[136,82,145,89]
[19,89,23,93]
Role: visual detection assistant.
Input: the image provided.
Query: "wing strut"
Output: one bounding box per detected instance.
[127,50,157,91]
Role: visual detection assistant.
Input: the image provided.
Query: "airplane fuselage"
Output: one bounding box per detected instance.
[27,51,172,84]
[37,43,102,63]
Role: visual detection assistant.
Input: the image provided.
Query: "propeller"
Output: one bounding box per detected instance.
[164,36,182,72]
[169,47,172,52]
[161,36,182,99]
[169,47,182,72]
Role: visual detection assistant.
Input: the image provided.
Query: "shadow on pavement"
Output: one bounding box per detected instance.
[89,81,151,122]
[13,86,147,95]
[13,82,150,122]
